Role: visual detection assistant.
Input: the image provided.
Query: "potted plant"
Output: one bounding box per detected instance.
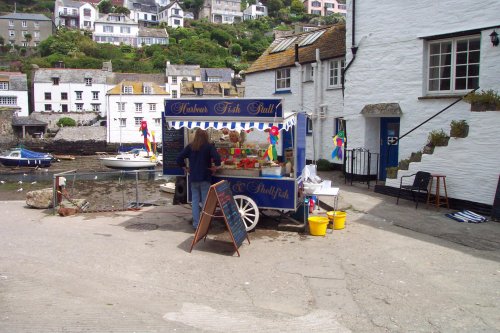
[464,89,500,111]
[386,167,398,179]
[427,129,449,147]
[450,120,469,138]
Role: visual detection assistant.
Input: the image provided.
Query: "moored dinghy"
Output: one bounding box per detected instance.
[0,148,53,168]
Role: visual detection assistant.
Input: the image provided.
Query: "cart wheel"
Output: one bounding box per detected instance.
[233,195,260,231]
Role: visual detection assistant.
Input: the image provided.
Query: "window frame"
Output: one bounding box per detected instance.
[327,58,345,88]
[135,103,143,113]
[134,117,143,126]
[61,92,68,100]
[0,82,9,90]
[45,92,51,100]
[425,35,481,94]
[275,68,291,92]
[117,102,126,112]
[75,91,82,100]
[84,78,92,86]
[92,91,99,100]
[149,103,156,111]
[75,103,83,111]
[0,96,17,105]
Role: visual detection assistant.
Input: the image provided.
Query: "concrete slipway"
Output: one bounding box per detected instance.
[0,172,499,332]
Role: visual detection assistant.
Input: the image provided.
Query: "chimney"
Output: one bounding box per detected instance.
[294,44,299,63]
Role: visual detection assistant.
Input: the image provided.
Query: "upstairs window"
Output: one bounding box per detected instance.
[117,102,126,112]
[149,103,156,111]
[103,25,113,33]
[311,1,321,7]
[34,21,39,28]
[275,68,291,92]
[22,20,27,27]
[52,77,59,85]
[9,20,14,27]
[134,117,143,126]
[85,78,92,86]
[61,92,68,100]
[75,91,82,100]
[171,90,177,98]
[120,26,130,34]
[123,85,133,94]
[135,103,143,112]
[119,118,127,127]
[0,96,17,105]
[45,92,51,100]
[0,82,8,90]
[83,8,91,17]
[143,85,152,94]
[172,76,177,84]
[328,58,345,88]
[92,91,99,100]
[427,35,480,93]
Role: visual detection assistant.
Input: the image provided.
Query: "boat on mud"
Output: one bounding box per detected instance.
[0,148,54,168]
[97,148,161,170]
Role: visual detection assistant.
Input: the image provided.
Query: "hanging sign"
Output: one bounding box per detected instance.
[165,99,283,119]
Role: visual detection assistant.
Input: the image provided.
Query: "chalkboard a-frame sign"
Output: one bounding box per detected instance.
[190,180,250,256]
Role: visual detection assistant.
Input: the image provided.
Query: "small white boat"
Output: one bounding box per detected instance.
[97,149,159,169]
[159,182,176,193]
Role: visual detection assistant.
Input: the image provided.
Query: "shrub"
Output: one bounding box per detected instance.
[316,159,332,171]
[427,129,449,147]
[464,89,500,111]
[57,117,76,127]
[386,167,398,179]
[450,120,469,138]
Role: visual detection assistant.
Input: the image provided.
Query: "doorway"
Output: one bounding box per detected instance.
[379,117,400,180]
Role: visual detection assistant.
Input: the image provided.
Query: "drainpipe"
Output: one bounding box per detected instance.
[294,43,303,117]
[342,0,357,97]
[315,48,322,162]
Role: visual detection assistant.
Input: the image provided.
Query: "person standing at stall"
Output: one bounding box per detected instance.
[177,129,221,229]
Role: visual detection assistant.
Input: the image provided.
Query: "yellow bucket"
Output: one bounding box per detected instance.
[327,211,346,230]
[308,216,329,236]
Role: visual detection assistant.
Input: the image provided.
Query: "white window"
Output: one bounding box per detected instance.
[22,42,28,47]
[311,10,321,15]
[123,85,133,94]
[120,26,130,34]
[33,31,40,38]
[9,30,15,38]
[328,59,345,88]
[76,103,83,111]
[45,92,51,100]
[119,118,127,127]
[0,82,8,90]
[134,117,143,126]
[135,103,143,112]
[103,25,114,33]
[276,68,291,91]
[22,30,28,36]
[174,19,180,25]
[207,77,221,82]
[172,90,177,98]
[338,4,346,10]
[76,91,82,100]
[92,104,100,112]
[172,76,177,84]
[305,64,314,82]
[0,96,17,105]
[117,102,126,112]
[84,21,91,27]
[83,8,91,17]
[61,92,67,100]
[149,103,156,111]
[143,85,152,94]
[52,77,59,85]
[44,104,52,111]
[154,118,161,126]
[22,20,27,27]
[8,20,14,27]
[427,35,480,93]
[92,91,99,100]
[85,78,92,86]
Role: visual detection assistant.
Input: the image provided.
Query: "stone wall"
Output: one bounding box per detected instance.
[0,108,16,146]
[30,112,101,131]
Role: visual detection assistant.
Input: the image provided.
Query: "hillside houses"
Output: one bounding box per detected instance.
[0,72,29,117]
[0,13,54,47]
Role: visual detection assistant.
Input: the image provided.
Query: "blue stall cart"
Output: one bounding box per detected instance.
[162,98,307,231]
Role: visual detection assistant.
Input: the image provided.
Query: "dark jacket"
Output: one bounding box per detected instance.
[176,143,221,182]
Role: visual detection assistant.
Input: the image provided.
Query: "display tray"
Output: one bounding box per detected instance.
[261,166,284,177]
[217,168,260,177]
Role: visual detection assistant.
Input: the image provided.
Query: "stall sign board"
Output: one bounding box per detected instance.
[190,180,250,256]
[162,127,184,175]
[165,99,283,119]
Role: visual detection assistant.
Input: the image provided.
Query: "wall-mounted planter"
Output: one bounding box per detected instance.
[450,120,469,138]
[386,167,398,179]
[471,102,500,112]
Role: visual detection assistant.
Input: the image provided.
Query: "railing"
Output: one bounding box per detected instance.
[343,148,379,188]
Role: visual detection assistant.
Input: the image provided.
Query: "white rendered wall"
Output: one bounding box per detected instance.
[33,82,108,117]
[386,112,500,205]
[343,0,500,170]
[245,62,343,162]
[107,94,165,144]
[0,90,29,117]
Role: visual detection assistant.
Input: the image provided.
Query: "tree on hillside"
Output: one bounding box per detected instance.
[114,6,130,15]
[182,0,205,19]
[98,0,113,14]
[290,0,305,14]
[266,0,284,17]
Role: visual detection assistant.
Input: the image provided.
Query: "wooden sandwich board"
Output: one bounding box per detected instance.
[189,180,250,256]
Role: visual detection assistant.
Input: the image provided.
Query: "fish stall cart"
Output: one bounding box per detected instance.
[162,98,309,231]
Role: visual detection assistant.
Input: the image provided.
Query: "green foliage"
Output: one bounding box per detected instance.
[0,36,4,46]
[211,29,233,47]
[427,129,449,147]
[309,13,346,25]
[386,167,398,179]
[231,43,242,56]
[316,159,332,171]
[463,89,500,109]
[267,0,284,17]
[114,6,130,15]
[450,120,469,138]
[98,0,113,14]
[57,117,77,127]
[290,0,305,14]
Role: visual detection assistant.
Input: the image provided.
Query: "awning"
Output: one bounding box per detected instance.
[360,103,402,116]
[167,116,296,132]
[193,82,203,89]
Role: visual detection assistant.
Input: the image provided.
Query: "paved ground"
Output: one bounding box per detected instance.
[1,171,499,332]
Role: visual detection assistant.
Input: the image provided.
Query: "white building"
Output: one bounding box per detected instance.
[0,72,29,117]
[54,0,97,30]
[343,0,500,206]
[33,67,111,117]
[106,80,169,144]
[200,0,243,24]
[243,3,268,21]
[158,1,184,28]
[245,25,346,162]
[137,27,169,46]
[165,61,201,99]
[125,0,159,27]
[93,13,139,46]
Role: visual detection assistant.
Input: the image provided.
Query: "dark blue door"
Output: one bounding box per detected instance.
[379,117,400,180]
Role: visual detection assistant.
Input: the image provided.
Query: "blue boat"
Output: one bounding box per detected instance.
[0,148,53,167]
